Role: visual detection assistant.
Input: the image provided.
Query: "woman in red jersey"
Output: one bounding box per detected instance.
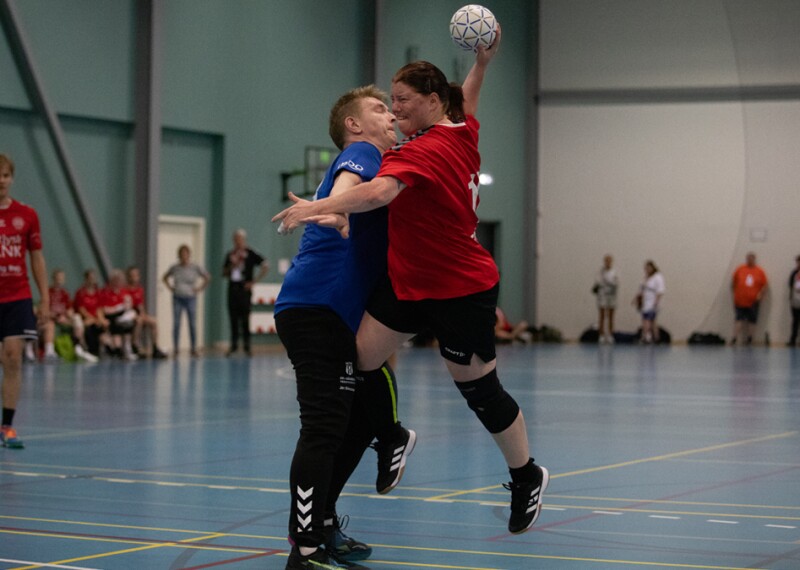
[274,28,548,535]
[0,154,49,449]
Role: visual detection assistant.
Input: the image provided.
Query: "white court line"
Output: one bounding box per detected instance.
[708,519,738,524]
[649,515,681,520]
[0,560,101,570]
[593,510,623,515]
[765,524,797,529]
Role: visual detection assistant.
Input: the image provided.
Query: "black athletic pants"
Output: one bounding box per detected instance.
[790,307,800,345]
[276,307,397,548]
[227,282,251,351]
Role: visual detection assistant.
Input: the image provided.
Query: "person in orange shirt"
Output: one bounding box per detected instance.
[731,252,768,345]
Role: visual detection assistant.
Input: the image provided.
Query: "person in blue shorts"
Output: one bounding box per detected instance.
[1,154,50,449]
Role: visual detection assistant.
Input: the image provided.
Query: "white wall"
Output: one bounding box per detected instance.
[537,0,800,341]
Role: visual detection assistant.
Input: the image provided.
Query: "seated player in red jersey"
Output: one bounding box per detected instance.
[125,266,167,358]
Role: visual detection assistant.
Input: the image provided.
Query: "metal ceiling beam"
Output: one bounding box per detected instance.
[0,0,112,280]
[133,0,163,315]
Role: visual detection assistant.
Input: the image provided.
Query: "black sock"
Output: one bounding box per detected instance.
[509,458,536,483]
[2,407,15,426]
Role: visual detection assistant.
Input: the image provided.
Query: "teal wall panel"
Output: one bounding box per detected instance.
[0,0,533,342]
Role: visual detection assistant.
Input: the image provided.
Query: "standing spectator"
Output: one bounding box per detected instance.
[635,260,665,344]
[163,245,210,357]
[222,229,268,356]
[73,269,108,357]
[787,255,800,347]
[0,153,49,449]
[125,266,167,359]
[731,252,768,346]
[593,254,618,344]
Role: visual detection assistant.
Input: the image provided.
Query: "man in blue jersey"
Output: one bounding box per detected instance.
[276,86,415,570]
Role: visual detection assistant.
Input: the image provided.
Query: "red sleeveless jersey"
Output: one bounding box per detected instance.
[377,115,498,300]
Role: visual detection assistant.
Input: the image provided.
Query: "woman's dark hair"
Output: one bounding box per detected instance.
[645,260,659,274]
[392,61,466,123]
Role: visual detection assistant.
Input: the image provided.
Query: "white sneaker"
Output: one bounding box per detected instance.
[605,334,615,344]
[24,344,36,362]
[124,350,139,361]
[43,351,60,363]
[75,345,99,363]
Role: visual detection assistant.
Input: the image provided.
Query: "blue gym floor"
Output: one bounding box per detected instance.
[1,344,799,569]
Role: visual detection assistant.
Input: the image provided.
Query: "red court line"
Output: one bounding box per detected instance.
[0,525,278,554]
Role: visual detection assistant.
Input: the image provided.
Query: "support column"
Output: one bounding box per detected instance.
[523,0,540,323]
[133,0,163,315]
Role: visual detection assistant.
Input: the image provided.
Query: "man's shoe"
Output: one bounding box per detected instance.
[74,345,99,363]
[504,464,549,534]
[152,347,168,359]
[325,514,372,562]
[372,427,416,494]
[285,546,369,569]
[42,352,60,363]
[1,425,25,449]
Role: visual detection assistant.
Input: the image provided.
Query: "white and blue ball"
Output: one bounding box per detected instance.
[449,4,497,52]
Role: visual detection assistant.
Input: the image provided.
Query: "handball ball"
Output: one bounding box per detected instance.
[450,5,497,51]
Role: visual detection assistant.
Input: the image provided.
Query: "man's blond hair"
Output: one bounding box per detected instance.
[328,85,388,151]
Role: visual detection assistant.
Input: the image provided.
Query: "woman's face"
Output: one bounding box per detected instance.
[391,81,439,137]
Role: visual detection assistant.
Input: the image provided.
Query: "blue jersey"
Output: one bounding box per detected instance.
[275,142,388,333]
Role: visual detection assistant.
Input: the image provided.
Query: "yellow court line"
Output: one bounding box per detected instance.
[427,430,798,500]
[366,544,764,569]
[9,533,240,570]
[1,529,763,570]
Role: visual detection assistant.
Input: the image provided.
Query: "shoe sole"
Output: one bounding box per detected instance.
[378,429,416,495]
[511,466,549,535]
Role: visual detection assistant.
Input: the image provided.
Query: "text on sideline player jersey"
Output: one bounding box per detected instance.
[49,286,72,317]
[0,199,42,303]
[377,115,498,301]
[73,286,101,318]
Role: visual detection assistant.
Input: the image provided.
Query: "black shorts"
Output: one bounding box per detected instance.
[735,304,759,324]
[107,310,135,334]
[366,276,498,365]
[0,298,38,341]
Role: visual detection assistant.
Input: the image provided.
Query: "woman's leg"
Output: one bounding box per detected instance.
[356,312,413,371]
[186,297,197,351]
[172,297,182,353]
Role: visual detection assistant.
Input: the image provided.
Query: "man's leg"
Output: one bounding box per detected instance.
[276,309,360,555]
[2,337,25,448]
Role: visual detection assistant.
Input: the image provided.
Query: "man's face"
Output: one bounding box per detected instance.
[0,165,13,201]
[355,97,397,152]
[128,268,140,285]
[746,254,756,267]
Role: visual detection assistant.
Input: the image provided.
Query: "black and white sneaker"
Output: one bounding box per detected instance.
[325,514,372,562]
[504,464,549,534]
[285,546,370,569]
[372,427,416,494]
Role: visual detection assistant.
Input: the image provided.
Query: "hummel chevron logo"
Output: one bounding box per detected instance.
[297,486,314,500]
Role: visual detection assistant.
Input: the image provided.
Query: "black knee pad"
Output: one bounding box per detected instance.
[455,369,520,434]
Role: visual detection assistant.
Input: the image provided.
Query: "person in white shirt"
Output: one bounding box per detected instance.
[593,254,618,344]
[635,260,665,344]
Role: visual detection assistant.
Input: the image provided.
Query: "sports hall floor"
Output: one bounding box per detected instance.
[1,343,799,569]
